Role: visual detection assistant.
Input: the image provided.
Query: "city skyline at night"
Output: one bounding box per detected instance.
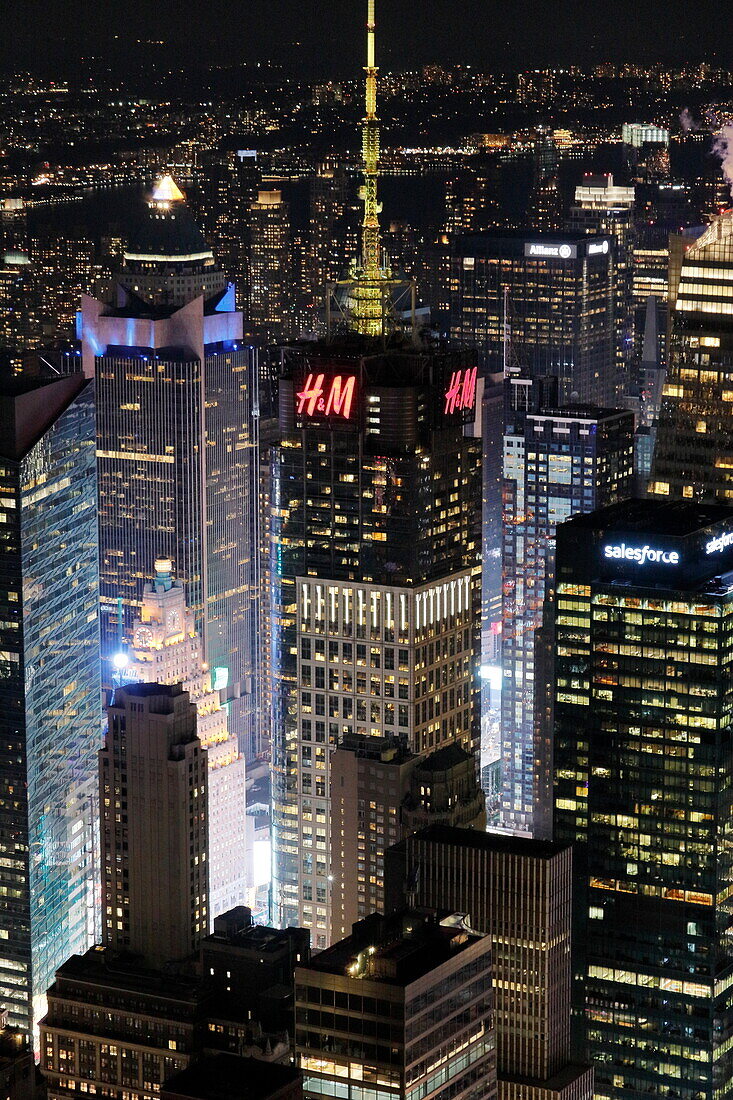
[5,0,733,1097]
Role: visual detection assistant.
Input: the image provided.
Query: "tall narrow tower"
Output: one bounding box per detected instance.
[347,0,392,336]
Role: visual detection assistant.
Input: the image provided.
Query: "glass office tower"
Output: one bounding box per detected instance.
[651,210,733,504]
[270,342,482,945]
[501,402,634,835]
[553,499,733,1099]
[449,230,618,405]
[0,372,101,1036]
[81,177,258,757]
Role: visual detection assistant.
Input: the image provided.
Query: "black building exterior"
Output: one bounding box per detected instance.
[269,337,482,944]
[552,499,733,1100]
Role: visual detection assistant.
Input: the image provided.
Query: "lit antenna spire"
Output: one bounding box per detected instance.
[347,0,391,336]
[361,0,381,278]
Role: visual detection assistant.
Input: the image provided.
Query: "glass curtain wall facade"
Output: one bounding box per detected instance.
[449,231,617,406]
[0,374,101,1035]
[500,405,634,835]
[552,500,733,1100]
[651,211,733,504]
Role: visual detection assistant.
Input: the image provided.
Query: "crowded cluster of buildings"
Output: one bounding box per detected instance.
[2,4,733,1100]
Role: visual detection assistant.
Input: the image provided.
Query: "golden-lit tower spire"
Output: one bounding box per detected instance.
[361,0,381,278]
[348,0,391,336]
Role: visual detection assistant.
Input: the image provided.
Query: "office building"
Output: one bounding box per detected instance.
[330,738,484,937]
[249,190,291,341]
[0,371,101,1034]
[270,343,482,945]
[41,951,203,1100]
[567,174,635,396]
[307,162,350,319]
[449,230,617,406]
[553,499,733,1099]
[385,826,593,1100]
[122,560,246,923]
[621,122,670,148]
[295,910,497,1100]
[650,210,733,503]
[480,371,504,680]
[40,902,310,1100]
[31,230,99,342]
[100,683,208,966]
[201,907,310,1033]
[82,175,257,756]
[501,402,634,834]
[197,148,261,314]
[0,250,39,355]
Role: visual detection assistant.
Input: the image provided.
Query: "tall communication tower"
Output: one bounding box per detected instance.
[338,0,411,337]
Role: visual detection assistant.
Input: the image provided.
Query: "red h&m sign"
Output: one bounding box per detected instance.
[444,366,478,415]
[296,373,357,421]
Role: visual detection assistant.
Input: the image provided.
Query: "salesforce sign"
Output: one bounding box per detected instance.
[603,543,680,566]
[705,530,733,556]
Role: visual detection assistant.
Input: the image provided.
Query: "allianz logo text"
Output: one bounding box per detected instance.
[705,530,733,555]
[603,543,680,565]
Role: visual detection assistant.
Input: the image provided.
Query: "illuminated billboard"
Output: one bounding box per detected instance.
[444,366,478,415]
[295,372,358,423]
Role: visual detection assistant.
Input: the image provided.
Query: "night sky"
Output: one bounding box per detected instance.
[3,0,730,77]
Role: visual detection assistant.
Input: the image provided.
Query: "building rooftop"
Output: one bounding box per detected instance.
[124,184,213,263]
[48,947,201,1004]
[526,404,632,423]
[0,372,89,462]
[205,909,308,956]
[302,910,485,987]
[162,1054,301,1100]
[390,823,569,861]
[414,742,474,772]
[114,682,186,700]
[563,498,733,539]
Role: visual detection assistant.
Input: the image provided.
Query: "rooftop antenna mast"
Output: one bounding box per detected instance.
[331,0,417,340]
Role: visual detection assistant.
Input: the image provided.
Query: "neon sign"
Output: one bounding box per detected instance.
[444,366,478,415]
[524,242,576,259]
[705,531,733,555]
[603,543,679,565]
[296,373,357,421]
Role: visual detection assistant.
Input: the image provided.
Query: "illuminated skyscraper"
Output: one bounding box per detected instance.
[500,400,634,835]
[650,210,733,503]
[81,176,258,756]
[329,738,484,938]
[0,371,101,1034]
[100,683,208,966]
[248,190,291,341]
[567,174,636,396]
[449,230,617,405]
[197,148,261,314]
[553,499,733,1100]
[308,162,350,318]
[122,559,246,923]
[270,345,482,946]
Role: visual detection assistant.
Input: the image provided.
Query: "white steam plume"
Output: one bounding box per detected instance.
[679,108,699,132]
[713,122,733,198]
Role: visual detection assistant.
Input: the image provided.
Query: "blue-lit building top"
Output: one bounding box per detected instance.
[80,178,258,759]
[0,372,101,1036]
